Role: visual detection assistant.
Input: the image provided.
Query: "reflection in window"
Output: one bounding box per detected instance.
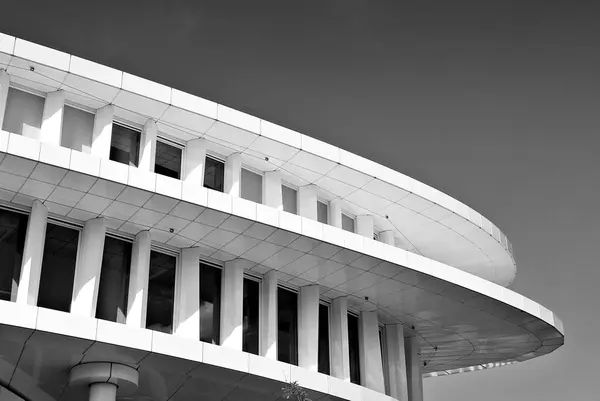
[146,251,176,334]
[38,224,79,312]
[317,201,328,224]
[110,124,140,167]
[155,141,182,179]
[380,327,390,395]
[318,304,331,374]
[62,105,94,153]
[282,185,297,214]
[204,156,225,192]
[200,262,221,344]
[2,88,44,137]
[278,288,298,365]
[0,209,28,302]
[241,168,263,203]
[348,313,361,385]
[243,278,260,354]
[342,214,355,233]
[96,236,131,323]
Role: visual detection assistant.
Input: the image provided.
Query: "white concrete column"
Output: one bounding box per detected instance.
[298,285,320,371]
[126,230,152,328]
[263,170,283,210]
[91,105,114,159]
[40,90,66,145]
[356,215,374,239]
[16,200,48,306]
[174,247,201,339]
[329,198,343,228]
[358,311,385,392]
[220,259,244,350]
[0,70,9,130]
[260,269,278,359]
[89,383,117,401]
[386,324,409,401]
[139,120,157,171]
[330,296,350,381]
[380,230,395,246]
[184,138,207,185]
[405,336,424,401]
[71,218,107,317]
[298,185,318,220]
[224,153,242,197]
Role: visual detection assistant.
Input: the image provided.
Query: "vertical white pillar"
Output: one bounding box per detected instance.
[0,70,9,130]
[91,105,114,159]
[330,296,350,381]
[40,90,66,145]
[139,120,157,172]
[380,230,395,246]
[71,218,106,317]
[174,247,201,339]
[16,200,48,306]
[298,285,320,371]
[358,311,385,392]
[260,269,278,359]
[386,324,409,401]
[184,138,207,185]
[356,215,374,239]
[406,336,424,401]
[329,198,343,228]
[126,230,152,328]
[224,153,242,197]
[298,185,318,220]
[263,170,283,210]
[89,383,117,401]
[220,259,244,350]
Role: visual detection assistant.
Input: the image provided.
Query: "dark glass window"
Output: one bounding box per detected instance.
[241,168,263,203]
[0,209,28,302]
[380,327,389,395]
[2,88,44,137]
[342,214,355,233]
[110,124,140,167]
[348,313,361,384]
[318,304,331,374]
[155,141,182,179]
[317,201,328,224]
[96,236,131,323]
[62,105,94,154]
[282,185,297,214]
[243,278,260,354]
[200,262,221,344]
[38,224,79,312]
[204,156,225,192]
[278,288,298,365]
[146,251,176,334]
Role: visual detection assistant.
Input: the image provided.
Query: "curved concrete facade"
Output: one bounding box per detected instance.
[0,32,562,401]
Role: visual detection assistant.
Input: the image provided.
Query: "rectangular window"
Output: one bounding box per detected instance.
[278,287,298,365]
[342,213,355,233]
[2,87,44,138]
[243,278,260,355]
[318,303,331,374]
[282,185,297,214]
[348,313,361,385]
[146,251,176,334]
[110,123,140,167]
[38,223,79,313]
[61,105,94,154]
[241,168,263,204]
[0,209,28,302]
[96,236,132,323]
[155,140,182,179]
[204,156,225,192]
[317,201,328,224]
[200,262,221,344]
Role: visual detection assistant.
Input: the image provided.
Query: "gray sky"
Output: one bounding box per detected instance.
[2,1,598,399]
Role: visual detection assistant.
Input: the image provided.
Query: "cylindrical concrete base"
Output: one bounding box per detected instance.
[89,383,117,401]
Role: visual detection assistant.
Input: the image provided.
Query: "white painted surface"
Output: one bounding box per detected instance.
[16,200,47,306]
[356,215,374,239]
[220,259,244,350]
[406,336,423,401]
[40,91,66,146]
[386,324,409,401]
[224,152,242,197]
[174,247,201,340]
[358,311,385,392]
[91,105,114,159]
[298,285,320,371]
[330,297,350,381]
[139,120,157,171]
[126,230,151,328]
[259,269,278,360]
[0,70,9,130]
[298,184,318,221]
[263,170,283,210]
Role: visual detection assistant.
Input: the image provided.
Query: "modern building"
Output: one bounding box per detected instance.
[0,32,563,401]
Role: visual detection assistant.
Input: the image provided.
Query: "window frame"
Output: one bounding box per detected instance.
[146,244,179,334]
[155,135,186,180]
[110,119,143,167]
[341,211,356,233]
[281,182,299,215]
[318,299,332,375]
[203,153,226,192]
[317,198,329,224]
[240,164,264,204]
